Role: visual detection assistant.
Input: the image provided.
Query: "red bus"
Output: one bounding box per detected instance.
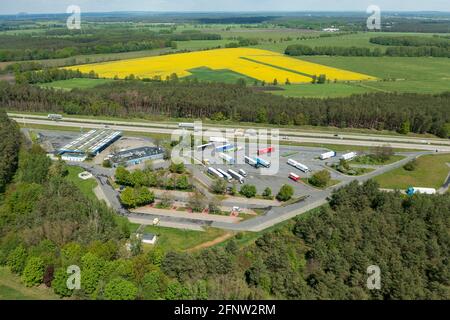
[289,172,300,182]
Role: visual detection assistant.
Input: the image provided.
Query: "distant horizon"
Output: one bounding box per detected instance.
[1,0,449,15]
[2,9,450,16]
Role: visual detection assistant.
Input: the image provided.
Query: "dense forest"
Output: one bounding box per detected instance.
[0,110,21,193]
[0,139,448,300]
[1,80,449,137]
[0,29,222,61]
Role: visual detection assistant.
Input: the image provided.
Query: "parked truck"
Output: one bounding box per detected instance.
[289,172,300,182]
[341,152,357,161]
[320,151,336,160]
[207,167,223,179]
[218,152,235,164]
[216,168,232,182]
[256,157,271,168]
[215,144,234,153]
[406,187,437,196]
[287,159,310,172]
[238,169,247,177]
[178,122,195,129]
[228,169,245,184]
[257,147,275,155]
[245,156,259,168]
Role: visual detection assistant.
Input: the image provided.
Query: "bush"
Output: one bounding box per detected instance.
[276,184,294,202]
[404,159,418,171]
[169,162,185,174]
[21,257,45,287]
[211,178,227,194]
[120,187,155,208]
[262,187,273,199]
[7,246,28,275]
[309,170,331,188]
[104,278,138,300]
[240,184,257,198]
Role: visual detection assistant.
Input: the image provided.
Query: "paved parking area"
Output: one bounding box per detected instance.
[192,144,350,196]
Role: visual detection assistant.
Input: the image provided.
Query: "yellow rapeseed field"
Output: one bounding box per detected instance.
[65,48,375,83]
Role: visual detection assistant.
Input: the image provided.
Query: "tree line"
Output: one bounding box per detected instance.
[0,110,21,193]
[285,43,449,58]
[1,80,449,137]
[0,28,222,62]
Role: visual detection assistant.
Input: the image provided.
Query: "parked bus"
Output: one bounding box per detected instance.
[216,168,232,182]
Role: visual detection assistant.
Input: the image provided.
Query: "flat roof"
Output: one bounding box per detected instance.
[112,146,164,163]
[59,129,122,154]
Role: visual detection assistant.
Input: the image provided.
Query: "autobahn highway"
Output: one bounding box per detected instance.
[10,113,450,152]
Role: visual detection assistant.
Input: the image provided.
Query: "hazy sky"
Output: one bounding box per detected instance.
[1,0,449,15]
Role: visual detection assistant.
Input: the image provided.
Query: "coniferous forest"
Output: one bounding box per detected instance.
[1,81,449,137]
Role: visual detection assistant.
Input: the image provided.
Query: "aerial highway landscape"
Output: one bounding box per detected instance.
[0,0,448,307]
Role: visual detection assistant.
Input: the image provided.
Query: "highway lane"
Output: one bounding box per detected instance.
[10,113,450,147]
[13,117,450,152]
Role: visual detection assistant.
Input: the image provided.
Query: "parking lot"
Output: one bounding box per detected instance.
[193,144,349,196]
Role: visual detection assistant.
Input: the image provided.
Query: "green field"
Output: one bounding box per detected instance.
[129,224,227,252]
[0,267,58,300]
[350,155,406,166]
[66,166,98,200]
[374,153,450,189]
[187,67,255,83]
[39,78,115,90]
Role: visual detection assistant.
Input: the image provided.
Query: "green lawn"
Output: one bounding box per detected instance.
[374,153,450,189]
[128,224,227,252]
[39,78,115,91]
[187,67,256,84]
[66,166,98,201]
[0,267,59,300]
[350,155,406,166]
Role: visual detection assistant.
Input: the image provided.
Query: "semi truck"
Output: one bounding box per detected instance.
[47,114,63,121]
[245,156,258,168]
[341,152,357,161]
[209,137,228,144]
[289,172,300,182]
[228,169,245,184]
[218,152,235,164]
[257,147,275,155]
[215,144,234,153]
[320,151,336,160]
[287,159,310,172]
[197,143,213,151]
[255,157,271,168]
[207,167,223,179]
[216,168,233,182]
[406,187,437,196]
[238,169,247,177]
[178,122,195,128]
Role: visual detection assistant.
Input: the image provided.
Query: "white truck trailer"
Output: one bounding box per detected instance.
[341,152,358,161]
[320,151,336,160]
[287,159,310,172]
[228,169,245,184]
[216,168,232,182]
[207,167,223,179]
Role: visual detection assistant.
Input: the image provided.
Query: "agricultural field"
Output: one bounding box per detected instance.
[39,78,115,90]
[272,56,450,97]
[65,47,376,83]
